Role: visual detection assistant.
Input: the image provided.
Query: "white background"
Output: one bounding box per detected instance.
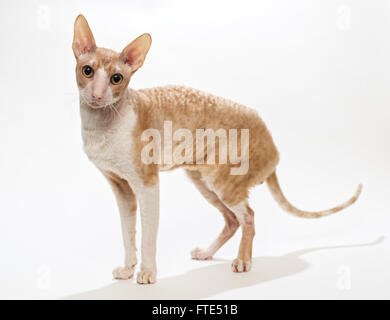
[0,0,389,299]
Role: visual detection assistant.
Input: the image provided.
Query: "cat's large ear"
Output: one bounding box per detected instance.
[72,14,96,59]
[120,33,152,72]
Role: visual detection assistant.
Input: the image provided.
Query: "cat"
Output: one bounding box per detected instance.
[72,14,362,284]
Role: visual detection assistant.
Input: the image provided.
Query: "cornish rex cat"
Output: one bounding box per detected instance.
[72,15,361,284]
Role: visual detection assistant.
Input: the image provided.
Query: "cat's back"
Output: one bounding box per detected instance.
[135,85,267,132]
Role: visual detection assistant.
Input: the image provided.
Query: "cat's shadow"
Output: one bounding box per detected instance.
[66,236,384,300]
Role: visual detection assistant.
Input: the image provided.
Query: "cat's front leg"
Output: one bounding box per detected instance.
[134,182,160,284]
[103,172,138,280]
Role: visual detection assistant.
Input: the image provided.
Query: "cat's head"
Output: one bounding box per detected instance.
[72,15,151,109]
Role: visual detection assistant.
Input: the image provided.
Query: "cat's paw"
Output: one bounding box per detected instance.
[191,247,213,260]
[112,266,134,280]
[231,258,251,273]
[137,270,157,284]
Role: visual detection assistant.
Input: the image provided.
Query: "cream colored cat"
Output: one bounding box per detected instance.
[73,15,362,284]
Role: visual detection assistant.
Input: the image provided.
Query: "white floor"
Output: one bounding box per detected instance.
[0,0,389,299]
[1,165,388,300]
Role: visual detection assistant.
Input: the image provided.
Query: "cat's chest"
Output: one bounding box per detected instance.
[82,121,135,175]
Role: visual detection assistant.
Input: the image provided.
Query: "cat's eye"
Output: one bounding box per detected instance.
[111,73,123,85]
[82,65,94,78]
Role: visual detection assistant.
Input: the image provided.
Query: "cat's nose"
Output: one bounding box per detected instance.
[92,93,103,100]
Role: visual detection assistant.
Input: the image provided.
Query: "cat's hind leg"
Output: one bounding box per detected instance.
[223,201,255,273]
[186,170,240,260]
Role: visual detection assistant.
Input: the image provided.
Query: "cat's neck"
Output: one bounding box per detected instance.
[79,89,132,131]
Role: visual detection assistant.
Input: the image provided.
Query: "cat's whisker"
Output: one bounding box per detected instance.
[111,104,122,119]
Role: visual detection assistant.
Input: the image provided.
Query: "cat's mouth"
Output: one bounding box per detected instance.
[89,101,107,109]
[80,91,120,109]
[81,96,110,109]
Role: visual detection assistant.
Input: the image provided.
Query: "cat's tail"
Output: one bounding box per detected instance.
[266,171,362,219]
